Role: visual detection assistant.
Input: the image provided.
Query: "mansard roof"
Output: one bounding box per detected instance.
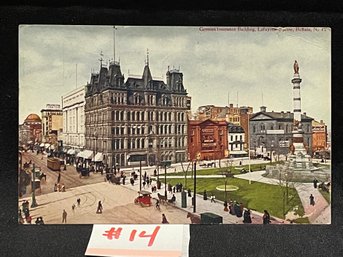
[227,123,244,133]
[86,58,187,97]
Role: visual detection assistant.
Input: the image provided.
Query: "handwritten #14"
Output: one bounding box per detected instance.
[103,226,161,247]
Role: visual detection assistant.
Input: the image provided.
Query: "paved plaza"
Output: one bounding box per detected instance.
[20,152,330,224]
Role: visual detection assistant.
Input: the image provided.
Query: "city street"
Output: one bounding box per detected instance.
[21,151,105,197]
[20,181,190,224]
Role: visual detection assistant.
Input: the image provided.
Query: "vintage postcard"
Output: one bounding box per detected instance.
[18,25,331,225]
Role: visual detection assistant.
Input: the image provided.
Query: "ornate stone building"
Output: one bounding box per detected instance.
[84,58,191,168]
[249,106,313,159]
[19,113,42,144]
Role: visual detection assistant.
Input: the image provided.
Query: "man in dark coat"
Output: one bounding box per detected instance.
[243,209,252,223]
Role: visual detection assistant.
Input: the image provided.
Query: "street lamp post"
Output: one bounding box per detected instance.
[139,159,142,191]
[270,140,274,163]
[160,160,169,198]
[93,130,98,172]
[193,161,197,213]
[31,163,38,208]
[164,163,167,198]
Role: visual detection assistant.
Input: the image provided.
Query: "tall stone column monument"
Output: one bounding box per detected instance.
[289,60,311,168]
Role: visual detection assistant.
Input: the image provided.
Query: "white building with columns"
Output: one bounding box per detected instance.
[61,86,85,151]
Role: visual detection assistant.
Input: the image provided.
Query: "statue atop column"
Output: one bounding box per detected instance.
[293,60,299,74]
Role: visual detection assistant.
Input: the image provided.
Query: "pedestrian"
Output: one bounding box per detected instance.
[122,175,126,185]
[96,201,103,214]
[188,188,192,197]
[313,179,318,189]
[154,169,157,176]
[203,190,208,200]
[77,198,81,206]
[72,204,76,211]
[210,194,216,203]
[26,215,32,224]
[35,217,40,225]
[239,161,242,166]
[310,194,315,206]
[62,209,67,223]
[57,171,61,184]
[263,210,271,224]
[224,200,228,212]
[155,199,160,210]
[161,213,169,224]
[39,217,45,224]
[143,181,146,188]
[243,209,252,224]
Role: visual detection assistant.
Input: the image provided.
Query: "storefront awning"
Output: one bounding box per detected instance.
[83,150,93,159]
[67,149,76,155]
[93,152,103,162]
[40,143,45,147]
[230,150,248,155]
[76,151,84,158]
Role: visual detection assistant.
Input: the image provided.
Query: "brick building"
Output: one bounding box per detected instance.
[188,119,228,161]
[312,120,328,152]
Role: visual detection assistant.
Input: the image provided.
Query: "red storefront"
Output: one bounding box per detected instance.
[188,119,228,161]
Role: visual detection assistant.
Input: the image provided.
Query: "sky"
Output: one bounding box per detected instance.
[19,25,331,130]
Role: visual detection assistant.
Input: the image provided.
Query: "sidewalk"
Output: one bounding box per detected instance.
[122,177,286,224]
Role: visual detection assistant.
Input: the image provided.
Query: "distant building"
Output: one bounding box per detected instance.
[61,86,85,151]
[19,113,42,144]
[188,119,228,161]
[84,56,191,168]
[195,104,253,125]
[41,104,63,145]
[227,123,247,158]
[312,119,328,153]
[249,106,313,159]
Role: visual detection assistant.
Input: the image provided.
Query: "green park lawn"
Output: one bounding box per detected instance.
[165,161,284,177]
[165,177,304,219]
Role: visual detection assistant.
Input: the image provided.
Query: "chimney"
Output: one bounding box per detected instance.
[260,106,266,112]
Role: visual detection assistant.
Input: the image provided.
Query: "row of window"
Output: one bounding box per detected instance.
[252,123,311,133]
[110,137,187,150]
[88,93,187,107]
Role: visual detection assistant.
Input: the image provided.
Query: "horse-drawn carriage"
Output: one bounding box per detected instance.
[134,190,152,207]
